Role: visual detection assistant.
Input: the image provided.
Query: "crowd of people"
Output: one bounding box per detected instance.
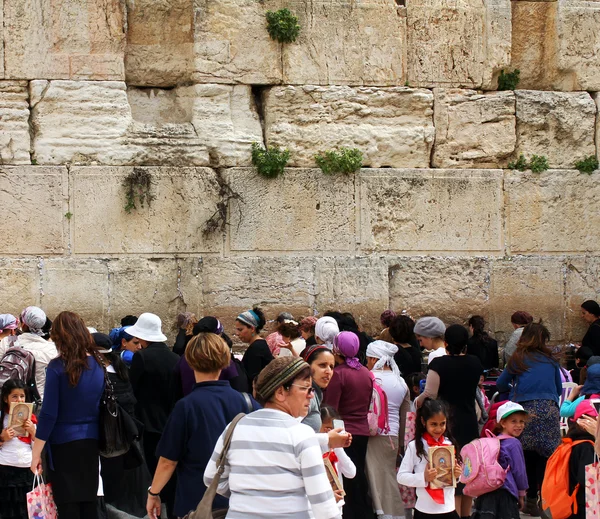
[0,299,599,519]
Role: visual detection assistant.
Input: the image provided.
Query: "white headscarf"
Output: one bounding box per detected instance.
[315,317,339,349]
[20,306,47,336]
[367,340,402,381]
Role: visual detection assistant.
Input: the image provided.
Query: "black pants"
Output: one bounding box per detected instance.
[524,450,548,499]
[415,510,460,519]
[56,501,97,519]
[343,434,375,519]
[144,431,177,519]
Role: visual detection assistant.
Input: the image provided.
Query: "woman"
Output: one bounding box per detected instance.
[237,307,274,385]
[388,315,423,378]
[108,325,143,366]
[172,312,197,356]
[93,333,150,518]
[204,356,342,519]
[299,316,318,350]
[496,322,562,517]
[302,344,336,432]
[365,340,409,519]
[0,313,19,356]
[323,331,373,519]
[30,311,104,519]
[315,316,339,349]
[467,315,499,370]
[146,333,258,519]
[502,310,533,364]
[580,300,600,356]
[416,324,483,519]
[413,316,446,364]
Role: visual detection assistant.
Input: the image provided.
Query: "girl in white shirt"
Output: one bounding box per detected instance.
[397,398,462,519]
[0,379,37,519]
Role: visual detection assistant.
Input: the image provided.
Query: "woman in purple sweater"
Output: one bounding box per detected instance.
[31,311,104,519]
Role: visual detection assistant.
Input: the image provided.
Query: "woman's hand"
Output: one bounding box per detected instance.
[577,415,598,436]
[23,419,36,438]
[0,427,15,442]
[30,453,42,475]
[424,463,438,483]
[146,494,161,519]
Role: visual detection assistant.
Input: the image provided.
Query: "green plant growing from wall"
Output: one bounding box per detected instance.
[507,154,528,171]
[497,69,520,91]
[574,156,599,174]
[266,9,300,43]
[64,212,73,220]
[251,142,290,178]
[315,147,363,175]
[123,167,155,213]
[528,155,549,173]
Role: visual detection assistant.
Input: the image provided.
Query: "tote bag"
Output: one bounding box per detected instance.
[585,458,600,519]
[26,473,57,519]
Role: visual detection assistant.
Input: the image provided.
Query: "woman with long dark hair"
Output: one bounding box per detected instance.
[467,316,499,370]
[580,300,600,355]
[30,311,104,519]
[496,322,562,516]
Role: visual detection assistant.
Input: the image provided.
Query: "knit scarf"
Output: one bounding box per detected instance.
[423,432,446,505]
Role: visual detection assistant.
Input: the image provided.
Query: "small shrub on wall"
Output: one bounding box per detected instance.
[266,9,300,43]
[315,147,363,175]
[251,142,290,178]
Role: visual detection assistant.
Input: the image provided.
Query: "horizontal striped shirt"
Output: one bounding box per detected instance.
[204,408,341,519]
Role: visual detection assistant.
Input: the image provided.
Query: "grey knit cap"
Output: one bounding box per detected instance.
[414,316,446,338]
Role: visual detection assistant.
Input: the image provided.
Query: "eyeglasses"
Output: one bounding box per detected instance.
[290,384,315,395]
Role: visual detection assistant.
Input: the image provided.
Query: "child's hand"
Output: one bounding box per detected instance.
[333,489,345,502]
[24,419,36,438]
[570,385,583,401]
[453,463,462,479]
[424,463,438,483]
[0,427,15,442]
[518,496,525,510]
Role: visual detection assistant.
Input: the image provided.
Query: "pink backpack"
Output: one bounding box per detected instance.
[459,431,511,497]
[367,372,390,436]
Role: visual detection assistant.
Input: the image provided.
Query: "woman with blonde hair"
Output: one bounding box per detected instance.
[146,333,257,519]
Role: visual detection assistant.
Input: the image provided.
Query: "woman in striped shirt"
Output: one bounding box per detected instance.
[204,357,342,519]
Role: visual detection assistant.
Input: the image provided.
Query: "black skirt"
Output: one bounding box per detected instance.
[472,488,520,519]
[0,464,34,519]
[47,439,99,505]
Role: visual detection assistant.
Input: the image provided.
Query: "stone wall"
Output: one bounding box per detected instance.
[1,0,599,344]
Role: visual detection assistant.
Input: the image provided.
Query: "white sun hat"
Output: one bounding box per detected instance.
[125,312,167,342]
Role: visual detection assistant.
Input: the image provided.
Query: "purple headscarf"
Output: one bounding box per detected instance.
[333,331,361,370]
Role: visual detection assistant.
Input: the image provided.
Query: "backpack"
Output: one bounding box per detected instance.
[0,347,41,405]
[541,437,594,519]
[459,431,512,497]
[367,372,390,436]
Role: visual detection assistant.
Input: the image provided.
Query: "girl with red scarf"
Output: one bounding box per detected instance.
[0,379,37,519]
[397,398,462,519]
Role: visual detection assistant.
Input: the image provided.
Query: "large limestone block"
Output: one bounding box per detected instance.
[0,260,40,316]
[315,257,388,332]
[515,91,596,168]
[264,86,434,168]
[506,171,600,253]
[70,166,222,254]
[0,166,68,254]
[5,0,125,80]
[406,0,511,89]
[359,170,503,252]
[0,5,4,78]
[282,0,406,85]
[389,257,490,324]
[565,257,600,342]
[193,0,282,85]
[227,169,355,252]
[0,82,31,165]
[489,258,565,343]
[40,259,109,329]
[432,89,516,168]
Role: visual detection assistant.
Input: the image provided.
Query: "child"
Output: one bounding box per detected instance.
[472,401,528,519]
[397,398,462,519]
[320,405,356,507]
[475,375,490,425]
[0,379,37,519]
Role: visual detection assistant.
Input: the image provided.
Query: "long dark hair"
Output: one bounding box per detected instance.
[468,316,491,340]
[51,311,100,387]
[507,322,555,375]
[1,379,27,425]
[414,398,460,461]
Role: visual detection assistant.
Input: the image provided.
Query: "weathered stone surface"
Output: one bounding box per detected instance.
[125,0,194,87]
[31,81,260,167]
[227,169,355,252]
[360,170,503,252]
[315,257,388,332]
[565,257,600,342]
[515,91,596,168]
[0,167,68,254]
[70,166,222,254]
[0,82,31,165]
[506,171,600,253]
[0,5,4,78]
[283,0,406,86]
[41,259,109,329]
[193,0,282,85]
[595,94,600,160]
[0,260,40,317]
[5,0,125,80]
[406,0,511,89]
[432,89,516,168]
[264,86,434,168]
[489,258,565,343]
[389,257,490,325]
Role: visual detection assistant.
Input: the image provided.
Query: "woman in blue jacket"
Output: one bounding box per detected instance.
[496,322,562,517]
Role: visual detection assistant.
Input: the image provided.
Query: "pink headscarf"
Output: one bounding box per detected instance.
[266,332,287,357]
[333,331,362,370]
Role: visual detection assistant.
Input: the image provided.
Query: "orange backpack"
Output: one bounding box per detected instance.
[541,437,594,519]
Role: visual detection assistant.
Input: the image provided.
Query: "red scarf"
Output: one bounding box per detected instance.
[423,432,446,505]
[323,450,339,475]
